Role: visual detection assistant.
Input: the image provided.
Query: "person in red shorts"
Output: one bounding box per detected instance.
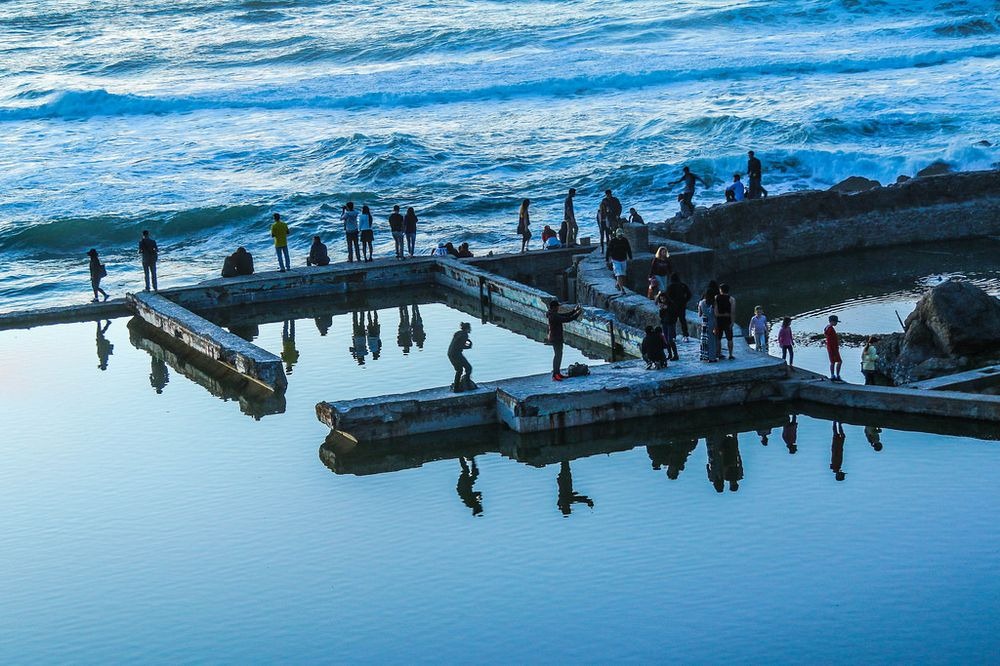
[825,314,843,382]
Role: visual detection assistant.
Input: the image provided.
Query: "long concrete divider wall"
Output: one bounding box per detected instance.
[128,291,288,392]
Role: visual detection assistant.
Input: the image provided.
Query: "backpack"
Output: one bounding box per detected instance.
[566,362,590,377]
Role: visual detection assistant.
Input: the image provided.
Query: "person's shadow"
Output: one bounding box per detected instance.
[95,320,113,371]
[557,460,594,516]
[457,456,483,516]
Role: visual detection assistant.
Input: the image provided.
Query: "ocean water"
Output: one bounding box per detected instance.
[2,0,1000,309]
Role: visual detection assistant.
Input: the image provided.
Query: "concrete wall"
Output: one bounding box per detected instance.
[655,170,1000,274]
[0,299,130,331]
[128,291,288,392]
[468,246,594,297]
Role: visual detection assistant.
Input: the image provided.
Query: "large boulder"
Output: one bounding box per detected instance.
[915,160,954,178]
[876,280,1000,384]
[829,176,881,193]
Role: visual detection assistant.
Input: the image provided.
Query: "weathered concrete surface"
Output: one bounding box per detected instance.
[0,299,130,331]
[128,318,285,419]
[655,169,1000,274]
[468,246,594,297]
[318,342,787,440]
[435,257,643,358]
[128,291,287,392]
[496,354,787,434]
[782,377,1000,422]
[905,364,1000,393]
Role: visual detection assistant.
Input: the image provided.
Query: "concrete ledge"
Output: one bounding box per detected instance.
[128,291,287,392]
[782,378,1000,422]
[905,364,1000,392]
[0,299,130,330]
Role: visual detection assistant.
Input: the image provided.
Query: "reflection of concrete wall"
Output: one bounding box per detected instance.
[129,292,287,392]
[128,319,285,419]
[468,246,593,297]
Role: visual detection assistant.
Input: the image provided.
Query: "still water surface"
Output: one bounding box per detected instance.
[1,303,999,661]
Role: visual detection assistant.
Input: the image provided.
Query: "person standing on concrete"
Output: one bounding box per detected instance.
[547,299,583,381]
[403,207,418,258]
[698,282,719,362]
[388,205,405,259]
[270,213,290,272]
[86,248,109,303]
[825,314,843,382]
[666,273,692,340]
[861,336,880,385]
[517,199,532,252]
[307,235,330,266]
[448,322,475,392]
[715,283,736,360]
[648,247,673,296]
[605,228,633,292]
[747,150,767,199]
[598,189,622,249]
[341,203,360,262]
[138,230,158,291]
[778,316,794,367]
[748,305,768,352]
[359,204,374,262]
[564,188,578,246]
[669,166,706,211]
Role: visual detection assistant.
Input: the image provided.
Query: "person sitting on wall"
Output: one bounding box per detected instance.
[456,242,474,258]
[628,207,645,225]
[725,173,746,202]
[541,225,557,243]
[222,246,255,277]
[307,235,330,266]
[676,192,695,218]
[445,242,461,257]
[433,242,449,257]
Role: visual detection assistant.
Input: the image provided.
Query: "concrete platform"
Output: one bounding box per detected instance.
[0,298,130,330]
[905,364,1000,392]
[317,346,788,441]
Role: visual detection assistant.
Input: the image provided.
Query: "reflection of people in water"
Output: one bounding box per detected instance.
[314,314,332,337]
[864,425,883,452]
[366,311,382,360]
[410,304,426,349]
[350,312,368,365]
[557,460,594,515]
[149,356,169,394]
[757,428,771,446]
[95,320,113,370]
[229,323,259,342]
[397,305,412,354]
[457,456,483,516]
[782,414,798,454]
[280,319,299,373]
[648,440,698,479]
[831,421,846,481]
[707,434,743,492]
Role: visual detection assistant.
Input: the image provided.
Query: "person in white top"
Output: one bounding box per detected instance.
[359,204,374,262]
[748,305,768,352]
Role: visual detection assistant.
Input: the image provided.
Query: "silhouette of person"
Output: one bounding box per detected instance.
[448,322,475,392]
[706,436,726,492]
[149,356,169,394]
[95,320,113,370]
[366,311,382,360]
[314,314,332,336]
[457,456,483,516]
[229,323,259,342]
[864,425,884,452]
[782,414,798,454]
[757,428,772,446]
[831,421,846,481]
[350,312,368,365]
[648,440,698,480]
[557,460,594,515]
[722,434,743,492]
[397,305,412,353]
[281,319,299,373]
[410,304,426,349]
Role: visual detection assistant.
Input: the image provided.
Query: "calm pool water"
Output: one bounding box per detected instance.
[727,239,1000,382]
[2,308,999,661]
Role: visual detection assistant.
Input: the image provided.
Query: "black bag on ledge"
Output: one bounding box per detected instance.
[566,362,590,377]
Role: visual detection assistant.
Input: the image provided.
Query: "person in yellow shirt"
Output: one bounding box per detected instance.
[270,212,290,272]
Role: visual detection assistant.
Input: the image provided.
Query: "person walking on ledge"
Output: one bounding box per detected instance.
[747,150,767,199]
[448,322,476,392]
[517,199,532,252]
[564,188,578,246]
[825,314,843,382]
[138,230,158,291]
[598,189,622,249]
[270,213,290,272]
[605,228,633,292]
[547,299,582,381]
[86,248,109,302]
[669,166,706,212]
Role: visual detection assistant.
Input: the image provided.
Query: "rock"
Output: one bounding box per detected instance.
[895,175,911,184]
[915,161,953,178]
[904,280,1000,355]
[974,140,992,147]
[829,176,881,193]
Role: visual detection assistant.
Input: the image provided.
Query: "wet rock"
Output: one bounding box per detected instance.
[975,139,993,147]
[829,176,882,193]
[915,161,953,178]
[895,175,911,184]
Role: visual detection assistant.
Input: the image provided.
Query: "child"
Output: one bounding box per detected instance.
[748,305,768,353]
[641,325,668,370]
[777,317,794,367]
[824,314,843,382]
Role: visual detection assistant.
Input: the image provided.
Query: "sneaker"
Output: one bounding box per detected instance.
[102,293,109,302]
[90,298,99,303]
[552,373,564,381]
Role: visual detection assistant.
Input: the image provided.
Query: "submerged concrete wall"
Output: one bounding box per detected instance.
[0,299,130,331]
[128,291,287,392]
[655,169,1000,273]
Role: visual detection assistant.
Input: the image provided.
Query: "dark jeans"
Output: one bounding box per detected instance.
[552,340,564,376]
[346,232,360,262]
[405,232,416,256]
[450,353,472,387]
[142,260,157,291]
[392,232,404,258]
[678,308,690,338]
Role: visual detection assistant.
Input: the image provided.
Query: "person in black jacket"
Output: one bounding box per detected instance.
[605,229,633,292]
[307,235,330,266]
[448,322,475,392]
[665,273,693,340]
[547,299,582,381]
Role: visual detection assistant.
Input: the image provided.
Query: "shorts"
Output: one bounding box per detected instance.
[360,229,374,242]
[827,347,842,363]
[716,319,734,340]
[611,260,628,277]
